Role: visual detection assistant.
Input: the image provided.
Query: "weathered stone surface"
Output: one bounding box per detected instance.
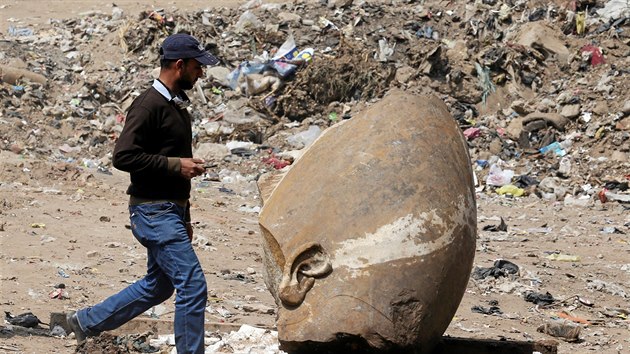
[258,91,476,353]
[327,0,353,8]
[506,112,568,140]
[395,65,415,84]
[0,65,48,85]
[277,12,301,25]
[206,66,232,87]
[610,150,628,162]
[514,22,570,63]
[194,143,230,161]
[616,116,630,131]
[560,104,581,119]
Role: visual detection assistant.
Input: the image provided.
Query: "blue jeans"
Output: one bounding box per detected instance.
[76,202,207,354]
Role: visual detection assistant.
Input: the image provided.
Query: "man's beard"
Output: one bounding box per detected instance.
[177,77,194,91]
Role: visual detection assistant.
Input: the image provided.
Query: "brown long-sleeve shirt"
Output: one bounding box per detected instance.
[113,85,193,202]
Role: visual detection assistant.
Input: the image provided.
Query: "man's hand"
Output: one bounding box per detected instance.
[186,222,194,242]
[180,158,206,179]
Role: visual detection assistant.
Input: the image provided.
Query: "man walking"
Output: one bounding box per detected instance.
[67,33,219,354]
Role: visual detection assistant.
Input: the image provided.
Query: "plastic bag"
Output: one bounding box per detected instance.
[235,10,262,33]
[226,61,267,89]
[272,33,298,60]
[287,126,322,149]
[270,61,297,78]
[486,164,514,187]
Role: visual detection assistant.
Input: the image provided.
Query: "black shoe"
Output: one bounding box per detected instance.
[66,311,87,344]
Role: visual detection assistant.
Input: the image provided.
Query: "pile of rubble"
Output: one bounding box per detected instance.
[1,0,629,206]
[2,0,629,205]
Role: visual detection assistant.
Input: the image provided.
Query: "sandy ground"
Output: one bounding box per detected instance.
[1,1,629,354]
[2,148,629,354]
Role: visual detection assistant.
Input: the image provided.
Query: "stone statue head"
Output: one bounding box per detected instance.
[258,91,476,353]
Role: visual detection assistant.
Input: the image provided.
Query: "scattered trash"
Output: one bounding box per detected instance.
[376,38,395,62]
[524,291,555,305]
[486,164,514,187]
[556,311,591,325]
[599,189,630,204]
[482,217,508,232]
[586,279,628,298]
[601,226,625,234]
[596,0,630,21]
[205,325,281,353]
[463,127,482,140]
[7,26,34,36]
[262,155,291,169]
[49,283,67,299]
[472,260,519,280]
[286,125,322,149]
[4,312,44,328]
[539,142,567,157]
[546,253,580,262]
[471,305,503,315]
[581,44,605,67]
[537,321,581,342]
[496,185,525,197]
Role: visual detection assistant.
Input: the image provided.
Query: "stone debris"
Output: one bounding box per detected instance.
[0,0,627,200]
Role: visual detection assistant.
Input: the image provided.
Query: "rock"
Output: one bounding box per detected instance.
[194,143,230,161]
[395,65,415,84]
[489,138,503,155]
[522,112,569,131]
[510,100,529,116]
[514,22,570,64]
[592,101,608,116]
[222,99,264,125]
[444,40,470,64]
[616,117,630,131]
[286,125,322,149]
[538,177,567,201]
[328,0,353,8]
[258,91,476,352]
[9,143,24,154]
[0,65,48,86]
[206,66,232,87]
[623,100,630,115]
[610,150,628,162]
[86,251,100,258]
[242,304,275,314]
[537,98,556,112]
[111,6,124,20]
[277,12,301,25]
[506,112,569,140]
[560,104,580,119]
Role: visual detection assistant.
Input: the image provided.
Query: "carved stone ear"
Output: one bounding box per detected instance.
[279,243,332,307]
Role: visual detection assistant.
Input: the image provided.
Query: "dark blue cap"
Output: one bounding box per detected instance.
[160,33,219,66]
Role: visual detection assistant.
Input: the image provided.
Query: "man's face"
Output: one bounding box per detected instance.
[177,59,204,90]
